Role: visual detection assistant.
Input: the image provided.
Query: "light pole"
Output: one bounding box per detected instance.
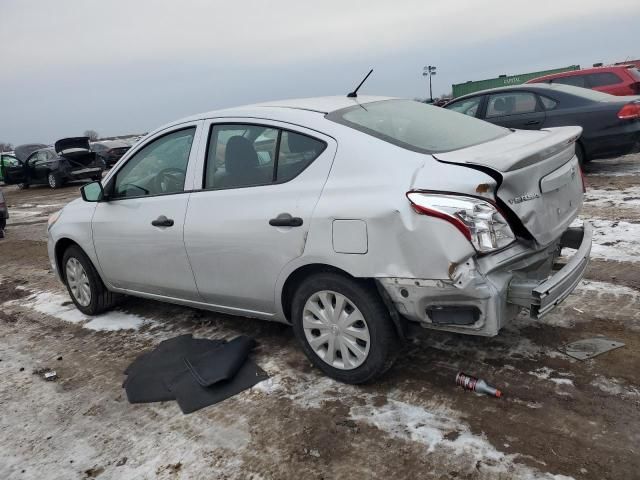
[423,65,437,103]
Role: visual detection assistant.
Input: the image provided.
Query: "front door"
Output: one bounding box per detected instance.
[184,121,336,315]
[92,125,201,300]
[483,91,546,130]
[1,156,26,184]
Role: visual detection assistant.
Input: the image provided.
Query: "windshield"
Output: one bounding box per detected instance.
[326,99,509,153]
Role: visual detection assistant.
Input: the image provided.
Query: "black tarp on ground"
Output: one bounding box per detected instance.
[123,334,267,413]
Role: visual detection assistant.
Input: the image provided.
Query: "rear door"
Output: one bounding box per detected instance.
[184,120,336,315]
[483,91,546,129]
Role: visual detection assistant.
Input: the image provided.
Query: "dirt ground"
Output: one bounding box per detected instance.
[1,155,639,480]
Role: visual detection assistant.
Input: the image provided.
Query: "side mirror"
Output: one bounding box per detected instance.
[81,181,104,202]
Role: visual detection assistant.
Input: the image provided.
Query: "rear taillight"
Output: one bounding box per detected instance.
[617,102,640,120]
[406,192,516,253]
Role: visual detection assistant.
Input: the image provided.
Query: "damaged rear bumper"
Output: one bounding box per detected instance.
[507,223,592,319]
[378,224,592,336]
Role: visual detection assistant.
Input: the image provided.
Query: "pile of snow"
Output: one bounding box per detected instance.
[5,291,152,331]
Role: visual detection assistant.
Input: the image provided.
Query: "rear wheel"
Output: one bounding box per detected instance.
[291,273,398,384]
[48,172,62,189]
[62,245,120,315]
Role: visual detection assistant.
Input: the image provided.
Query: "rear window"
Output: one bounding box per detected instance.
[551,75,587,87]
[586,72,622,87]
[327,99,508,153]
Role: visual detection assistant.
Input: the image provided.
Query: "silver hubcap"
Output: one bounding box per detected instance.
[48,174,56,188]
[66,257,91,307]
[303,290,370,370]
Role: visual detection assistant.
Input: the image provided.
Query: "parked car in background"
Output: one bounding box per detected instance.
[1,137,105,189]
[47,96,590,383]
[90,140,132,167]
[0,152,20,183]
[527,65,640,96]
[0,189,7,238]
[444,83,640,163]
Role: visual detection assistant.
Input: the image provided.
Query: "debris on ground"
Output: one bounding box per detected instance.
[33,367,59,381]
[456,372,502,398]
[561,337,625,360]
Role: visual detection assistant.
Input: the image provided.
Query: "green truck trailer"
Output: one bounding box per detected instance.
[452,65,580,98]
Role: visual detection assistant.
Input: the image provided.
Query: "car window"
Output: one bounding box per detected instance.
[586,72,623,87]
[486,92,537,118]
[204,124,326,189]
[445,97,482,117]
[205,124,277,189]
[539,95,558,110]
[551,75,587,87]
[1,155,19,167]
[277,131,326,183]
[112,127,195,198]
[327,99,508,154]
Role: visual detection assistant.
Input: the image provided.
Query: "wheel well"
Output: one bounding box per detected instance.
[280,264,354,321]
[54,238,80,284]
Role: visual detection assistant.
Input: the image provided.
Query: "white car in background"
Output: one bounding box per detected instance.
[46,96,591,383]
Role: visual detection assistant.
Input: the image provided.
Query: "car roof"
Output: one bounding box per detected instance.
[150,95,396,135]
[449,83,597,102]
[531,65,633,82]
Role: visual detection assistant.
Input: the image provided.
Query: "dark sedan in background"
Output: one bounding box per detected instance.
[1,137,105,189]
[444,84,640,163]
[90,139,131,167]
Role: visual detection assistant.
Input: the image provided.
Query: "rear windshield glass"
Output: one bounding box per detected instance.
[326,99,508,153]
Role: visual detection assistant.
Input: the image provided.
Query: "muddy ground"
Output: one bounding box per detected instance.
[1,155,639,480]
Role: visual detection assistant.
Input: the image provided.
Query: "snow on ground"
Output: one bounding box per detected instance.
[570,218,640,262]
[3,290,152,331]
[253,365,576,480]
[583,185,640,209]
[349,399,575,480]
[528,367,574,387]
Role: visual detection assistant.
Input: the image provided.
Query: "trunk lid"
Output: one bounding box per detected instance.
[434,126,584,246]
[55,137,91,154]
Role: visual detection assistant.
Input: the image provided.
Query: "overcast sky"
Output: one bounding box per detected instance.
[1,0,639,145]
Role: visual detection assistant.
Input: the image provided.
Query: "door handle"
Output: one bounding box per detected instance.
[151,215,174,227]
[524,120,541,126]
[269,213,303,227]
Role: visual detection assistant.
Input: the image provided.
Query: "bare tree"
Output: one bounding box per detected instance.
[0,142,13,152]
[83,130,99,141]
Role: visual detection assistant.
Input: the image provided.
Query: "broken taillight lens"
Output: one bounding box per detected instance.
[406,192,516,253]
[617,102,640,120]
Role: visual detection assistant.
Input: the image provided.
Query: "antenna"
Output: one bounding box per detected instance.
[347,69,373,98]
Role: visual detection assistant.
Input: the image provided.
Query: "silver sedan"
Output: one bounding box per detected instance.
[47,96,591,383]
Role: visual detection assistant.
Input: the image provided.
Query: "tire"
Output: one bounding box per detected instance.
[48,172,62,189]
[291,273,398,384]
[62,245,120,315]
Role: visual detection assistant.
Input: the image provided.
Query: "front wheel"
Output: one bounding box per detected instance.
[62,245,120,315]
[291,273,398,384]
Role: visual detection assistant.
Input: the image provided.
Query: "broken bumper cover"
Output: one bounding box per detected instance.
[508,223,592,319]
[378,223,592,336]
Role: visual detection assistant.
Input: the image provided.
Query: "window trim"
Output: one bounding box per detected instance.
[103,126,197,202]
[200,122,327,192]
[485,91,541,118]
